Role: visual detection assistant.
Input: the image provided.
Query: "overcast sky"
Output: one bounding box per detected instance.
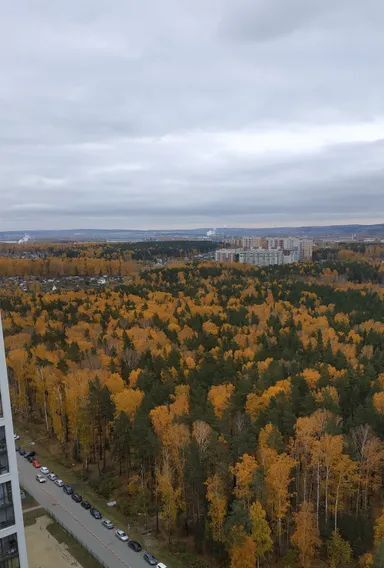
[1,0,383,230]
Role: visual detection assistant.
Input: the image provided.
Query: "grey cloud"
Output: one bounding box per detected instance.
[0,0,383,230]
[221,0,327,42]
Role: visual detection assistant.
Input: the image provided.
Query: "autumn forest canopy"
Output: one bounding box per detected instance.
[1,241,384,567]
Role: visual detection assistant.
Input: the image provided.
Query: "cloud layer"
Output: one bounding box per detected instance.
[1,0,383,230]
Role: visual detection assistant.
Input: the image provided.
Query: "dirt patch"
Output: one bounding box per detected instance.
[25,515,82,568]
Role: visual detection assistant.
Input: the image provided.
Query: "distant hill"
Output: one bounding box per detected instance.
[213,224,384,239]
[0,223,383,242]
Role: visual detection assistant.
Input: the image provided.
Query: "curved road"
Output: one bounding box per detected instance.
[17,455,154,568]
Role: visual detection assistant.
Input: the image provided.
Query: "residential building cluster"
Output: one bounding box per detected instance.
[215,237,313,267]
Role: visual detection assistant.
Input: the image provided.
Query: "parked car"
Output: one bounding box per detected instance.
[71,493,82,503]
[40,466,49,475]
[24,452,36,460]
[102,519,114,529]
[24,451,36,459]
[115,529,129,542]
[19,449,26,456]
[32,459,41,468]
[90,508,102,520]
[47,473,57,481]
[63,485,73,495]
[81,500,91,510]
[36,474,46,483]
[157,563,167,568]
[55,479,64,487]
[26,455,34,463]
[143,552,158,566]
[128,540,142,552]
[14,434,20,441]
[15,445,20,453]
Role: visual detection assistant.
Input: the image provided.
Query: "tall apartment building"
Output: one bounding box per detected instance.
[216,248,289,266]
[241,237,264,249]
[298,239,313,261]
[265,237,313,260]
[215,238,313,266]
[0,317,28,568]
[238,249,284,266]
[215,249,240,263]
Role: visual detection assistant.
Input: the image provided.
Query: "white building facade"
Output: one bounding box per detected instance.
[0,317,28,568]
[215,237,313,267]
[238,249,284,266]
[215,249,241,263]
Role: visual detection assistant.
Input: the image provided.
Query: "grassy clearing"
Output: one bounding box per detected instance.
[21,489,38,510]
[47,520,104,568]
[23,507,45,527]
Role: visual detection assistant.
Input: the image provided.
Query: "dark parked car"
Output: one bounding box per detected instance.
[15,445,20,453]
[90,508,102,520]
[143,551,158,566]
[128,540,142,552]
[24,451,36,459]
[19,449,26,456]
[63,485,73,495]
[26,455,34,463]
[81,500,91,510]
[71,493,82,503]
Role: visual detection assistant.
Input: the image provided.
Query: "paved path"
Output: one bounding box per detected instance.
[22,505,44,513]
[17,455,152,568]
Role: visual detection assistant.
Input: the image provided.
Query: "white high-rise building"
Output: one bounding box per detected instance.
[299,239,313,261]
[215,249,241,262]
[215,237,313,266]
[241,236,263,249]
[238,248,284,266]
[0,316,28,568]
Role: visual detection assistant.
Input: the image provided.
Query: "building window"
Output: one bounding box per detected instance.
[0,428,9,475]
[0,482,15,530]
[0,534,19,568]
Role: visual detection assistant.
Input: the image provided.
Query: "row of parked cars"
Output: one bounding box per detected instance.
[16,445,167,568]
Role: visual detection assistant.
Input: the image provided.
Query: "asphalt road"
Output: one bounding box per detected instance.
[17,454,155,568]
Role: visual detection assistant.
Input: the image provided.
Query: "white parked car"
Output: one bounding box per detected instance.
[14,434,20,441]
[157,563,167,568]
[115,529,129,542]
[36,474,46,483]
[40,466,49,475]
[47,473,57,481]
[55,479,64,487]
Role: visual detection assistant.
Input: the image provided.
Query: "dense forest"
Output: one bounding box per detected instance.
[1,244,384,566]
[0,240,217,277]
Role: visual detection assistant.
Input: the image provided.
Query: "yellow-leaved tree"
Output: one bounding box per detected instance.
[291,502,320,568]
[208,383,234,418]
[205,473,228,542]
[249,501,272,567]
[229,525,257,568]
[231,453,258,505]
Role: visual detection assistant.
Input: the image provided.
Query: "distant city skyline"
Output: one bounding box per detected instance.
[1,222,384,244]
[1,1,384,230]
